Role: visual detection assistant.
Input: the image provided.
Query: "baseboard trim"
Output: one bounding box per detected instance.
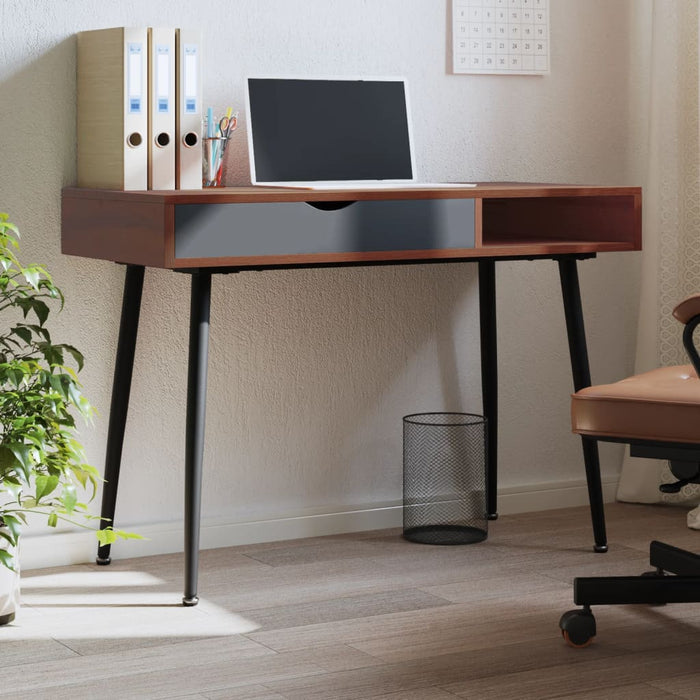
[497,476,619,516]
[19,476,619,570]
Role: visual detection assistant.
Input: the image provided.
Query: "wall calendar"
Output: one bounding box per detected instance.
[452,0,550,76]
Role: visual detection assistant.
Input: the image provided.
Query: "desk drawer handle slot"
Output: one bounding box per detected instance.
[305,201,356,211]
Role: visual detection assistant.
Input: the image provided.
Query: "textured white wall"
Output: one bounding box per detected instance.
[0,1,650,556]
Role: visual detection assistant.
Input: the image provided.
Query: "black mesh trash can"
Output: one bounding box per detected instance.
[403,412,488,545]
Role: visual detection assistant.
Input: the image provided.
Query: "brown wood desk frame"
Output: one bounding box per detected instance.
[61,183,642,606]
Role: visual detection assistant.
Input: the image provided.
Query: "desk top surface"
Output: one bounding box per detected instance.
[62,182,641,205]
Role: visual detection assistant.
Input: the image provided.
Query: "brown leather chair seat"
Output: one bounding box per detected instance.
[572,364,700,444]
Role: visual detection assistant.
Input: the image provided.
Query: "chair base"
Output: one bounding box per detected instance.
[560,541,700,646]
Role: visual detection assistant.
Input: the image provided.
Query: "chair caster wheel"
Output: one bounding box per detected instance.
[559,608,596,648]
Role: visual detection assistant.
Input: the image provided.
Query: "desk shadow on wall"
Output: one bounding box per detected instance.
[349,198,479,416]
[208,260,479,510]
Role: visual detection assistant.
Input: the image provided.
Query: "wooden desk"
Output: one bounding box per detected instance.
[61,183,642,605]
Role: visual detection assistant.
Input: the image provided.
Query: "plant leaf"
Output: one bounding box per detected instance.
[0,548,17,572]
[96,529,118,546]
[0,529,16,547]
[60,344,85,372]
[35,474,59,501]
[115,530,145,541]
[23,266,40,290]
[11,325,32,345]
[7,443,33,482]
[1,513,22,541]
[29,298,50,325]
[61,483,78,515]
[0,445,17,472]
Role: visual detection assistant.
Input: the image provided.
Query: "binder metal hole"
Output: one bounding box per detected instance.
[127,132,143,148]
[183,132,198,148]
[155,132,170,148]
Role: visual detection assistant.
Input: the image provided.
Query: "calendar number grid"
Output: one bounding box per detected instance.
[453,0,550,76]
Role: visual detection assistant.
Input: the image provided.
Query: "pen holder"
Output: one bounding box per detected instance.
[202,136,228,187]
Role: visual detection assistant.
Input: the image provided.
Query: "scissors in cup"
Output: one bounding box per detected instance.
[218,114,238,139]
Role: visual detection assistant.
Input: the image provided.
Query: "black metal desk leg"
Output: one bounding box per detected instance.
[558,258,608,553]
[479,260,499,520]
[96,264,145,565]
[183,271,212,606]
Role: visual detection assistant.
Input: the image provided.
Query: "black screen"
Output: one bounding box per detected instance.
[248,78,414,183]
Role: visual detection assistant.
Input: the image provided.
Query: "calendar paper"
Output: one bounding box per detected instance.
[453,0,550,76]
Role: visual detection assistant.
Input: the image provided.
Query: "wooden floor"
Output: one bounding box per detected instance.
[2,502,699,699]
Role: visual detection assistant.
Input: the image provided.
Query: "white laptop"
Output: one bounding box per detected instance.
[245,77,474,190]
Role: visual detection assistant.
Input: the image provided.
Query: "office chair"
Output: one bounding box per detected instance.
[559,293,700,647]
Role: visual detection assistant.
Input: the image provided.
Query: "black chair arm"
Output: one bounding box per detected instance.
[682,315,700,377]
[672,294,700,376]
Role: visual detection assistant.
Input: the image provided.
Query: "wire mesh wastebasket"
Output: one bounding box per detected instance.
[403,412,488,545]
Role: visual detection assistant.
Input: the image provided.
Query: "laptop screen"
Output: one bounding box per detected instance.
[246,78,414,185]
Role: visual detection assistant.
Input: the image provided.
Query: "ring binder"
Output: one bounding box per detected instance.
[148,28,176,190]
[176,29,203,189]
[77,27,149,190]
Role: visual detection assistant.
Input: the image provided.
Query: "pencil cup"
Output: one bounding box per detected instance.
[202,137,227,187]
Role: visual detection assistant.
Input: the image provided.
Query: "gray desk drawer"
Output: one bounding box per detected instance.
[174,198,475,260]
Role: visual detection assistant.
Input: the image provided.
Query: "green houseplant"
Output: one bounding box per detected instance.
[0,212,135,625]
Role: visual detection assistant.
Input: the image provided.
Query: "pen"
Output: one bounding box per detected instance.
[207,106,214,138]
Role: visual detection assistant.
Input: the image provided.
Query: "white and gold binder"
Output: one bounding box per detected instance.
[77,27,148,190]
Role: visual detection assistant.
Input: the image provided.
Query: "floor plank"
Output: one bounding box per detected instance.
[555,683,680,700]
[648,670,700,700]
[441,644,699,699]
[239,588,450,632]
[204,686,286,700]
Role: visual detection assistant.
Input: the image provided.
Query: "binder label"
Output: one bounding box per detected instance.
[156,44,170,113]
[184,44,198,114]
[127,42,143,114]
